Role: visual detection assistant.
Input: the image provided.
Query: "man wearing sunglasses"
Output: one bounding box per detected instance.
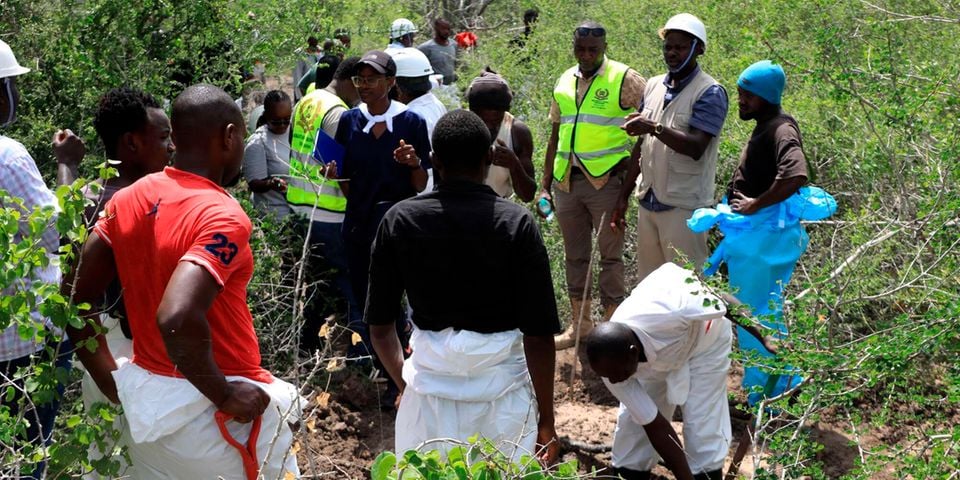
[613,13,729,283]
[541,21,647,350]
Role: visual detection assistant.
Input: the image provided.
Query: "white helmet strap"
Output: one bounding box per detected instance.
[669,38,698,74]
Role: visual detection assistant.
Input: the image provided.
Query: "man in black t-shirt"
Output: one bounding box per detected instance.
[366,109,561,464]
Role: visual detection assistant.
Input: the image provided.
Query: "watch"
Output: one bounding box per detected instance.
[653,122,664,136]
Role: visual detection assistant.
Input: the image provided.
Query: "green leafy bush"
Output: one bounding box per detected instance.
[1,0,958,477]
[371,437,583,480]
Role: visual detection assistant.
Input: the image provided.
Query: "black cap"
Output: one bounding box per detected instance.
[356,50,397,77]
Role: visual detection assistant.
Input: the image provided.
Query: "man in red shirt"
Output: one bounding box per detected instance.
[66,84,300,478]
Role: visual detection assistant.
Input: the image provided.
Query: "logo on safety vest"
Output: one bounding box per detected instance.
[594,88,610,101]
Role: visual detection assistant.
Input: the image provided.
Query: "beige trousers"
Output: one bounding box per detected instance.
[554,173,626,306]
[635,205,708,281]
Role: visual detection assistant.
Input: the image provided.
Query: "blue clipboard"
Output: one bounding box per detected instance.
[312,129,345,177]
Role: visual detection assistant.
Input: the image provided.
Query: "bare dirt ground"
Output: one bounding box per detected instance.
[289,338,860,479]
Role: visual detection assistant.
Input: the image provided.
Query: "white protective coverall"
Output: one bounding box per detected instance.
[395,327,538,460]
[603,263,732,474]
[101,359,303,479]
[79,314,136,479]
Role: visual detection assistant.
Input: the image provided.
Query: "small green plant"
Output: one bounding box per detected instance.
[370,437,585,480]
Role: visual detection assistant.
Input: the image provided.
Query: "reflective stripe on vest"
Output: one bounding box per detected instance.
[288,89,347,213]
[553,59,633,181]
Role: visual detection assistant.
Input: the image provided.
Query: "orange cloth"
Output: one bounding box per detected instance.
[455,31,477,49]
[95,167,272,383]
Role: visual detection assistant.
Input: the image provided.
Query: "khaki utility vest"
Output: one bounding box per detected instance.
[638,70,721,210]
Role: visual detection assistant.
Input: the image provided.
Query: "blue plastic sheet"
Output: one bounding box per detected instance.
[688,186,837,404]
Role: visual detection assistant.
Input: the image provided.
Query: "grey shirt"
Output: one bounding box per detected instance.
[418,39,457,84]
[243,125,293,219]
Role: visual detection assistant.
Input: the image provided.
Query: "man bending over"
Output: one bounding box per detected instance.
[585,263,732,480]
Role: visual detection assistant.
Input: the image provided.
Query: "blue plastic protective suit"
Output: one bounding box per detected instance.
[687,186,837,404]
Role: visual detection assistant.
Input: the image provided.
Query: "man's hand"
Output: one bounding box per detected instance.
[536,189,557,218]
[53,129,86,166]
[269,176,287,192]
[394,389,404,410]
[621,112,657,137]
[324,161,340,180]
[394,139,421,168]
[730,190,759,214]
[761,336,780,356]
[218,381,270,423]
[491,139,518,168]
[609,194,629,232]
[54,129,85,186]
[536,422,560,465]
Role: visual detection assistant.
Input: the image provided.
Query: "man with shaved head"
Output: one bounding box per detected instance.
[66,84,301,478]
[583,263,732,480]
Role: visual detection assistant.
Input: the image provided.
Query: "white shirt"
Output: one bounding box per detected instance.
[406,92,447,140]
[0,136,61,361]
[405,93,447,194]
[602,263,728,425]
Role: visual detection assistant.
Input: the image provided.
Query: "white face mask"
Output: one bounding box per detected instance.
[1,77,16,128]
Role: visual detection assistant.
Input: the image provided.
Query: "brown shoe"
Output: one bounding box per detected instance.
[556,298,593,350]
[601,302,619,322]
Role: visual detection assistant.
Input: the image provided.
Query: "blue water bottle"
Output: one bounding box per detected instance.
[537,197,555,222]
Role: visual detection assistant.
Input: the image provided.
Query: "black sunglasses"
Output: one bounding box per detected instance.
[268,118,291,126]
[575,27,606,38]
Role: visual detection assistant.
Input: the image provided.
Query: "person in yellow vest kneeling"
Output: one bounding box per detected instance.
[540,21,647,350]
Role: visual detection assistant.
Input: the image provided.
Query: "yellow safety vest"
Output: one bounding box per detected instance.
[553,59,633,181]
[287,89,347,213]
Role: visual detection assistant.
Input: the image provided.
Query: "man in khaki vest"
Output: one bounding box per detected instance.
[612,13,729,282]
[540,22,646,350]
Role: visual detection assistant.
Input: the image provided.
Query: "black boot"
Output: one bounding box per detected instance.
[693,469,723,480]
[612,468,651,480]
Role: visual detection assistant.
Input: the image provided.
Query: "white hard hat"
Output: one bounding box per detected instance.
[0,40,30,78]
[659,13,707,46]
[390,18,418,39]
[388,47,434,78]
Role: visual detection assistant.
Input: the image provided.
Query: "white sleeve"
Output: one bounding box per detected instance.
[603,377,659,426]
[417,168,433,196]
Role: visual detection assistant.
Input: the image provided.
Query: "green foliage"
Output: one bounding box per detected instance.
[0,167,127,475]
[370,437,583,480]
[1,0,958,477]
[450,1,959,478]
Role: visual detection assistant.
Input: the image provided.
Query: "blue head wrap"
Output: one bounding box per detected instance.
[737,60,786,105]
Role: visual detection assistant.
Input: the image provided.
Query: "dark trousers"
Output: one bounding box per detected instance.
[0,339,73,479]
[293,218,362,352]
[342,202,409,359]
[343,205,410,404]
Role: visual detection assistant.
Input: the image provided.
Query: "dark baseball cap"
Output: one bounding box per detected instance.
[356,50,397,76]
